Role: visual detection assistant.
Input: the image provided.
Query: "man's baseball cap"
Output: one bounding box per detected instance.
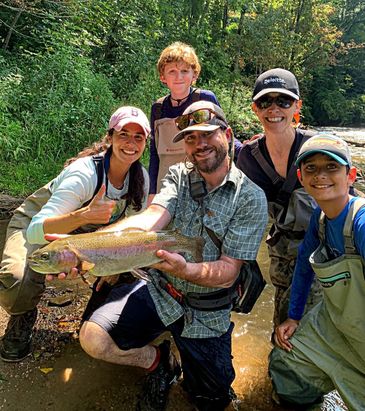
[252,68,300,101]
[296,134,352,167]
[109,106,151,137]
[173,101,228,143]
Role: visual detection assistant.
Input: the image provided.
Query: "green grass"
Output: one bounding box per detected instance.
[0,161,65,197]
[1,150,152,198]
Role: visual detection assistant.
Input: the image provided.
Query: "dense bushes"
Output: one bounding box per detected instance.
[0,0,364,196]
[0,47,114,195]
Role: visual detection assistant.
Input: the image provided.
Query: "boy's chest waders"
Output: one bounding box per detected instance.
[154,117,186,192]
[310,198,365,352]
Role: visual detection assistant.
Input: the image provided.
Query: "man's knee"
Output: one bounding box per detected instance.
[79,321,111,359]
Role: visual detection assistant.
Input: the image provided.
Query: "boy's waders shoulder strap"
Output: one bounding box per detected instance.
[152,88,202,122]
[318,211,326,243]
[152,95,168,122]
[191,87,201,102]
[318,198,365,254]
[343,198,365,254]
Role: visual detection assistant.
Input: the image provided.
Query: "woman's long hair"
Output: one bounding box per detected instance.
[64,131,145,211]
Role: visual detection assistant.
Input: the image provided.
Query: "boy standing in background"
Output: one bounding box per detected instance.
[148,41,241,203]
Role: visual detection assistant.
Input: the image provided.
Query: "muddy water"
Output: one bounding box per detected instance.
[230,239,277,410]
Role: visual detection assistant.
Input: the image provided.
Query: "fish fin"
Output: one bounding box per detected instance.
[131,268,151,282]
[80,261,95,271]
[193,236,205,263]
[64,243,94,271]
[64,243,88,260]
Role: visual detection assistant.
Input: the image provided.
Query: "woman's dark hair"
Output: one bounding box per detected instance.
[126,158,145,212]
[64,129,146,211]
[63,134,110,167]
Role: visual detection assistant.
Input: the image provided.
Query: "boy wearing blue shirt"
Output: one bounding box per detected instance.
[269,134,365,411]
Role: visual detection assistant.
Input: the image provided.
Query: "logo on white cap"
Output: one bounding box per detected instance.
[263,77,286,85]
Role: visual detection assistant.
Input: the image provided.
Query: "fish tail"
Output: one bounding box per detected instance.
[192,236,205,263]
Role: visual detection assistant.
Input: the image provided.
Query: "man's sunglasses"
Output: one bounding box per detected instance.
[256,95,295,110]
[176,109,224,130]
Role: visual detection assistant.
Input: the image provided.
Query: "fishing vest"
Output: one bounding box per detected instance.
[310,198,365,346]
[248,131,317,250]
[153,89,201,191]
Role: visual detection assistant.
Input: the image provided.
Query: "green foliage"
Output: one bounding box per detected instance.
[0,54,27,160]
[0,0,364,196]
[0,161,64,197]
[1,47,114,161]
[209,80,262,140]
[0,46,115,194]
[307,65,365,126]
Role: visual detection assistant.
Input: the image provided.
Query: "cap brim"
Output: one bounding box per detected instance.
[253,88,299,101]
[173,124,220,143]
[113,119,150,137]
[295,150,349,167]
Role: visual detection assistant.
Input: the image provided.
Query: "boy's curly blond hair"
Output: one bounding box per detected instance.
[157,42,201,77]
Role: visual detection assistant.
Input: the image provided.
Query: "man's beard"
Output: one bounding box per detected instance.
[188,144,228,174]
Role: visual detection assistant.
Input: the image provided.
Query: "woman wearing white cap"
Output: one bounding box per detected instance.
[0,106,150,362]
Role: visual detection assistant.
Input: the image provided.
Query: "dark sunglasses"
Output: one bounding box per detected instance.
[176,109,223,130]
[256,95,295,110]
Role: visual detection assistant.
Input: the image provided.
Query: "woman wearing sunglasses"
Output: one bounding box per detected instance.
[237,68,323,332]
[0,106,150,362]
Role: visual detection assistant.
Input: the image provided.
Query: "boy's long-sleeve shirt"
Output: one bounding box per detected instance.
[289,197,365,320]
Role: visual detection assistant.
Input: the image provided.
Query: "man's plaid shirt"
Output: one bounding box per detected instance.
[147,162,268,338]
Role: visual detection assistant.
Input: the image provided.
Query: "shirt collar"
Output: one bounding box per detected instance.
[187,162,240,192]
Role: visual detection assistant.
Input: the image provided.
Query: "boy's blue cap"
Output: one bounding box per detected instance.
[296,134,352,167]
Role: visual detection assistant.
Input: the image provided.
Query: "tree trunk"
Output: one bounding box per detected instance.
[3,8,23,50]
[288,0,307,69]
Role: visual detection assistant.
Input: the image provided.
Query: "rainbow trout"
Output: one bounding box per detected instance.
[28,229,204,278]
